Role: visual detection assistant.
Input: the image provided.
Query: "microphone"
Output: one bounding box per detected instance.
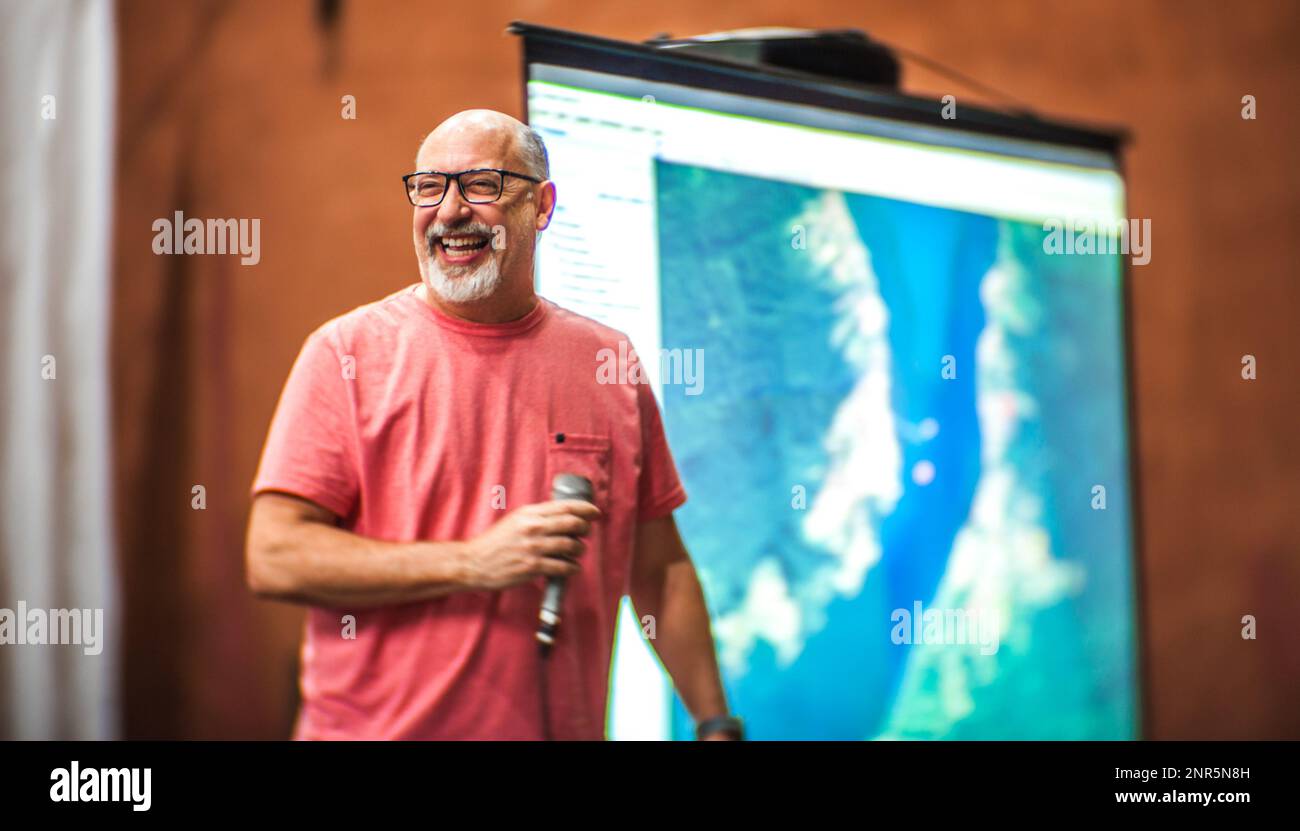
[536,473,592,656]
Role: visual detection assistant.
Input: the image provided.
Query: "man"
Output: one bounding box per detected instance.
[245,109,739,741]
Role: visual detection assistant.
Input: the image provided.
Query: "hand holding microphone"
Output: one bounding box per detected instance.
[460,483,600,593]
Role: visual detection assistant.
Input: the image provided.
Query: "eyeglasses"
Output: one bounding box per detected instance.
[402,168,543,207]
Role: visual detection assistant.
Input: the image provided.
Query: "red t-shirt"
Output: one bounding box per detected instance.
[251,285,686,739]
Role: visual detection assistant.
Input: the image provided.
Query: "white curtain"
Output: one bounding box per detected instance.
[0,0,119,739]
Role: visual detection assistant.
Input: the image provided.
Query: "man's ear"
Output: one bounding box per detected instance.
[535,181,557,232]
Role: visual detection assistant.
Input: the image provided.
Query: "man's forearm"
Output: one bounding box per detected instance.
[249,511,470,608]
[635,559,730,723]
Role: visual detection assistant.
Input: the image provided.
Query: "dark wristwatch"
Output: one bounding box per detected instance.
[695,715,744,741]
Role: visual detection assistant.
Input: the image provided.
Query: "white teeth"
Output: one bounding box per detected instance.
[441,235,486,248]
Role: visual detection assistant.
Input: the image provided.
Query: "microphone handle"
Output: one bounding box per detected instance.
[537,577,565,650]
[536,473,593,654]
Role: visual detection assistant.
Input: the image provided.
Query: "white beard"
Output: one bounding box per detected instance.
[423,249,503,304]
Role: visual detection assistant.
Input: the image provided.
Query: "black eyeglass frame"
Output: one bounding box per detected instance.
[402,167,544,207]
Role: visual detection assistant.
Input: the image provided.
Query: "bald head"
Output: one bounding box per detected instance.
[415,109,549,179]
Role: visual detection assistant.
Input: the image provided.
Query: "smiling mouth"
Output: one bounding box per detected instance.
[433,233,491,264]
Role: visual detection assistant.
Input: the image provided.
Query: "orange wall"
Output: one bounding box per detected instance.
[112,0,1300,739]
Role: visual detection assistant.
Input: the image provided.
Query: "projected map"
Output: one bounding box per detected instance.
[655,162,1138,740]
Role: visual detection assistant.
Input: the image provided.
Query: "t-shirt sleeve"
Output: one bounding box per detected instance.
[251,324,360,519]
[635,377,687,522]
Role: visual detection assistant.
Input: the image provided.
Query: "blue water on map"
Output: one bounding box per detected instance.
[654,161,1138,740]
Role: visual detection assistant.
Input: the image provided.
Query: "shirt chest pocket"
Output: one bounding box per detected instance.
[544,432,611,513]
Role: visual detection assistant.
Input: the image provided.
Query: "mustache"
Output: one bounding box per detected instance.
[425,220,496,253]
